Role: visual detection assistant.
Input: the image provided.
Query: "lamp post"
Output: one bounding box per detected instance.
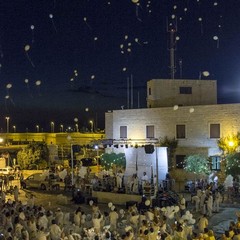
[89,120,93,132]
[75,123,79,132]
[36,125,39,133]
[5,117,10,133]
[51,121,55,133]
[13,125,16,133]
[60,124,64,132]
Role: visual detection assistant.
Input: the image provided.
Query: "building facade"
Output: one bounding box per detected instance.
[147,79,217,108]
[105,79,240,172]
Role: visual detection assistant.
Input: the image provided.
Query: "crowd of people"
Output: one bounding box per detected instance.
[0,167,239,240]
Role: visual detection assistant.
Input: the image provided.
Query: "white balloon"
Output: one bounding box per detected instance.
[49,14,53,19]
[35,80,41,86]
[189,108,194,113]
[85,108,89,112]
[5,95,9,99]
[176,36,180,41]
[74,118,78,122]
[30,25,35,30]
[173,105,178,110]
[83,17,87,21]
[202,71,210,77]
[24,79,29,83]
[145,200,150,206]
[213,36,219,40]
[91,75,95,79]
[24,45,30,51]
[198,17,202,22]
[108,202,113,208]
[6,83,12,89]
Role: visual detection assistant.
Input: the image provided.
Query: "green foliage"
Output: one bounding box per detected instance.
[17,142,49,169]
[101,152,126,170]
[159,136,178,169]
[184,154,211,175]
[225,152,240,178]
[217,132,240,154]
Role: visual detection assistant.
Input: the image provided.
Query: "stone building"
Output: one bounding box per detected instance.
[105,78,240,175]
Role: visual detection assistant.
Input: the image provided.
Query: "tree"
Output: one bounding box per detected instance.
[17,142,49,169]
[225,152,240,178]
[184,154,211,175]
[101,152,126,171]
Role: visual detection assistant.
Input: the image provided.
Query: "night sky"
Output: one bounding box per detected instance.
[0,0,240,132]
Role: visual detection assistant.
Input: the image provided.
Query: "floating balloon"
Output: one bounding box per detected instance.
[24,45,30,51]
[202,71,210,77]
[6,83,12,89]
[49,13,57,33]
[24,45,35,67]
[85,108,89,112]
[30,24,35,43]
[91,75,95,80]
[189,108,194,113]
[35,80,41,86]
[74,118,78,122]
[213,36,219,48]
[173,105,178,110]
[83,17,92,30]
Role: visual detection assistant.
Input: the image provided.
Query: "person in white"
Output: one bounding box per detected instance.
[92,212,103,234]
[192,195,200,212]
[109,208,119,231]
[116,170,124,189]
[207,192,213,217]
[179,194,186,216]
[200,191,207,215]
[213,190,221,213]
[37,212,48,231]
[49,219,62,240]
[55,208,64,228]
[197,214,208,233]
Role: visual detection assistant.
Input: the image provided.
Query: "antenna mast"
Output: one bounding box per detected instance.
[167,18,177,79]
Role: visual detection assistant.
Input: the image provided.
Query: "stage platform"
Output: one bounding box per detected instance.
[92,191,142,205]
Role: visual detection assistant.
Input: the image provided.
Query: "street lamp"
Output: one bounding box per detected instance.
[89,120,93,132]
[60,124,64,132]
[36,125,39,133]
[51,121,55,133]
[13,125,16,133]
[5,117,10,133]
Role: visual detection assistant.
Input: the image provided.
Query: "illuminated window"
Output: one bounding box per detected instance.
[211,156,221,171]
[120,126,127,138]
[176,155,186,169]
[146,125,154,138]
[179,86,192,94]
[210,124,220,138]
[176,124,186,139]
